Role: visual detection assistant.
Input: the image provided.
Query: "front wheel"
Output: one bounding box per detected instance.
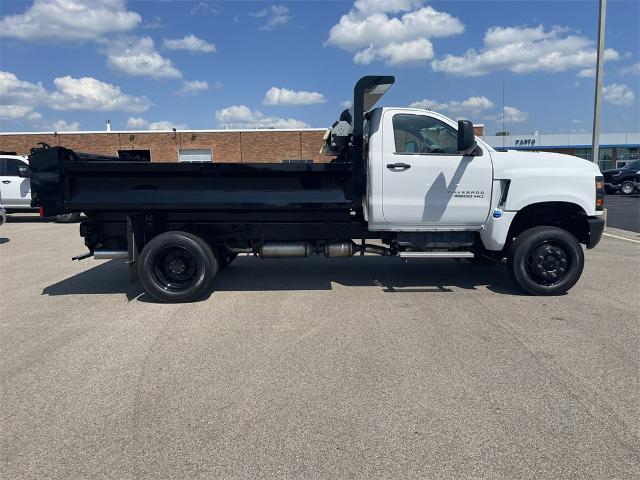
[507,226,584,296]
[620,181,635,195]
[138,231,218,303]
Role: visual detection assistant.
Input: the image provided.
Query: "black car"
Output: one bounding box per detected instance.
[602,160,640,195]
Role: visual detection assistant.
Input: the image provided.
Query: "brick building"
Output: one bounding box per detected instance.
[0,128,331,163]
[0,124,485,164]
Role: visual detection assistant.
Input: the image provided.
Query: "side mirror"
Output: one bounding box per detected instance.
[457,119,478,155]
[18,165,30,178]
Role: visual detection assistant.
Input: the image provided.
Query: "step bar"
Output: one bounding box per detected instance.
[398,251,474,258]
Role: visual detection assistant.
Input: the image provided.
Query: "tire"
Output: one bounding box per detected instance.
[138,231,218,303]
[620,181,635,195]
[217,250,238,269]
[507,226,584,296]
[54,212,81,223]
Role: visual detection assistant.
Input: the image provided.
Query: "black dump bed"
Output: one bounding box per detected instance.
[28,146,354,217]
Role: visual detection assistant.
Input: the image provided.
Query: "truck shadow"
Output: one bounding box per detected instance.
[42,255,526,301]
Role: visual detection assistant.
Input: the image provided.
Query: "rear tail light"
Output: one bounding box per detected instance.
[595,176,605,211]
[38,206,45,217]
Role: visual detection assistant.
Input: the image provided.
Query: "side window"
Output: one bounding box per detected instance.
[5,159,27,176]
[393,114,459,154]
[0,158,6,176]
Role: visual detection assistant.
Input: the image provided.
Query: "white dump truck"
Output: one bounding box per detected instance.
[27,76,605,302]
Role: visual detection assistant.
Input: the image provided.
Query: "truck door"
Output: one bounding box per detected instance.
[381,111,492,228]
[0,157,31,208]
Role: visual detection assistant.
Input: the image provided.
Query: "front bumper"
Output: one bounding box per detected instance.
[0,207,6,227]
[587,216,605,249]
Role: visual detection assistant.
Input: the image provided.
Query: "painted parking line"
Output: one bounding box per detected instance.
[603,233,640,244]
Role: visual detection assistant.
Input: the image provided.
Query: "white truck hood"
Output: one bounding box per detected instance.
[491,150,602,179]
[489,150,602,215]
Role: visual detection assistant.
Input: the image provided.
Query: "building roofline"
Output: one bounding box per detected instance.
[0,128,328,135]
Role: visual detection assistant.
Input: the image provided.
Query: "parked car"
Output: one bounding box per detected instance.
[602,160,640,195]
[0,190,6,227]
[0,155,80,222]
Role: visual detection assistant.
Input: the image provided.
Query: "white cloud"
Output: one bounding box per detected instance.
[602,83,636,106]
[326,0,464,65]
[163,34,216,53]
[0,71,47,106]
[148,120,188,130]
[215,105,309,129]
[431,25,620,76]
[125,117,188,130]
[176,80,210,97]
[620,62,640,76]
[0,0,140,42]
[491,106,529,124]
[104,36,182,79]
[263,87,326,106]
[340,100,353,109]
[0,71,151,113]
[50,119,80,131]
[410,96,494,117]
[577,68,595,78]
[250,5,291,31]
[188,2,222,17]
[0,105,42,121]
[126,116,148,128]
[48,76,151,112]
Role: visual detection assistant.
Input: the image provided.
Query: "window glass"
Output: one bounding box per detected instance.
[179,149,213,162]
[624,160,640,170]
[392,114,458,154]
[4,158,27,176]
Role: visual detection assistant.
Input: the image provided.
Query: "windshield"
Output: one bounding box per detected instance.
[624,160,640,170]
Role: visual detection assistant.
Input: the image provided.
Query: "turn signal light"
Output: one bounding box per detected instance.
[595,179,604,191]
[596,198,604,208]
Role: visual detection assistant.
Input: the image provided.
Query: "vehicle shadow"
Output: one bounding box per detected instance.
[42,255,526,302]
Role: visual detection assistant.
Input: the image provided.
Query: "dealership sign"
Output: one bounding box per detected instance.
[515,139,536,146]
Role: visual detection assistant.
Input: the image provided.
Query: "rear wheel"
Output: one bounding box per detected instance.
[138,231,218,303]
[620,181,635,195]
[507,226,584,295]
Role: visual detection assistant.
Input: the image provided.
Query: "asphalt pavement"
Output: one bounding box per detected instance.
[1,219,639,479]
[605,194,640,232]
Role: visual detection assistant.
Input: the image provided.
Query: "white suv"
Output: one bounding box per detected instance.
[0,155,80,223]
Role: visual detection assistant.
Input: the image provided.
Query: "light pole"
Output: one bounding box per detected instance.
[591,0,607,164]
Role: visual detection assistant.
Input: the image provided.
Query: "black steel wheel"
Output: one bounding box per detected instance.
[507,226,584,295]
[138,231,218,302]
[620,181,635,195]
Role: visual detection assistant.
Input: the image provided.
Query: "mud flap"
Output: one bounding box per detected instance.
[127,215,146,283]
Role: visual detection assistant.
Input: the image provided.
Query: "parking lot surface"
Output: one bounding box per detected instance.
[1,219,639,479]
[605,194,640,233]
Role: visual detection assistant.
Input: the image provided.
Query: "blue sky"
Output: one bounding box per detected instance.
[0,0,638,135]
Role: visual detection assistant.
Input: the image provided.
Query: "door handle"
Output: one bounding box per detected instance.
[386,163,411,171]
[2,180,11,184]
